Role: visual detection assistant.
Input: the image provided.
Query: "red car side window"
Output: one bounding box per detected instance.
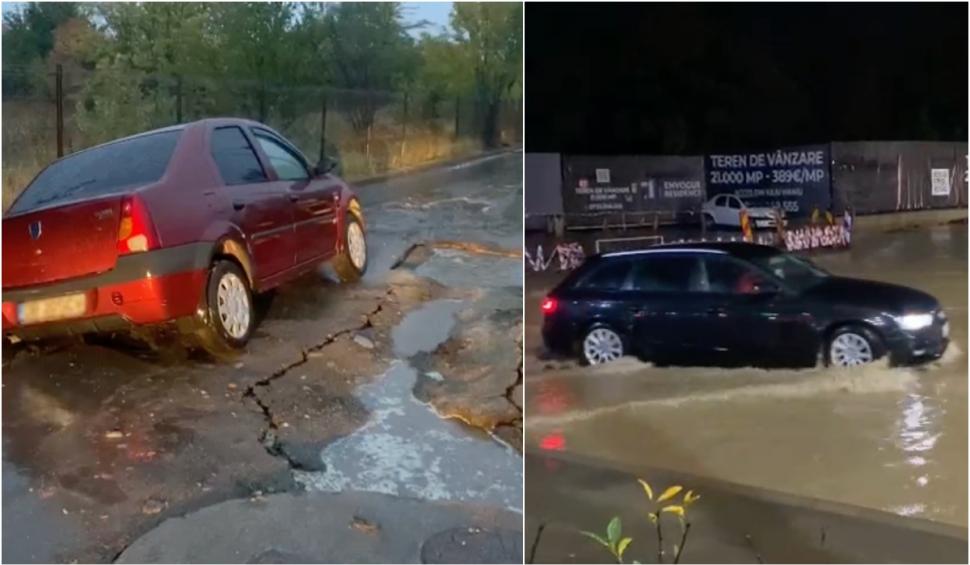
[211,127,267,185]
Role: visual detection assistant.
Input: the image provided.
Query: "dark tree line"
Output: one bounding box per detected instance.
[525,3,967,154]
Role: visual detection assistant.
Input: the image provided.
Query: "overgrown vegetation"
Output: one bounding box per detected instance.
[581,478,701,564]
[2,2,522,209]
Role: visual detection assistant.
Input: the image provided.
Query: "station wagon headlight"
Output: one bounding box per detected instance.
[895,313,934,330]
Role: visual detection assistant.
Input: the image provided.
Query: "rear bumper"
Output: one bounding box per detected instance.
[753,217,785,228]
[2,243,211,338]
[542,316,577,355]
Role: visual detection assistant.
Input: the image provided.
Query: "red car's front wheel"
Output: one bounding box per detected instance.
[333,214,367,283]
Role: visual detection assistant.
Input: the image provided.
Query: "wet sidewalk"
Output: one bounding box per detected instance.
[525,452,967,564]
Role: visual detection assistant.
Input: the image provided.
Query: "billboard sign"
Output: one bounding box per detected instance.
[704,144,832,216]
[561,155,706,215]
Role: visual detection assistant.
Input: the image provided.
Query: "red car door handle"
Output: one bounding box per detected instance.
[232,201,245,211]
[288,194,300,203]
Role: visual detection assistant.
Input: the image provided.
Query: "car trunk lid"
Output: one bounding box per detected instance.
[3,197,124,289]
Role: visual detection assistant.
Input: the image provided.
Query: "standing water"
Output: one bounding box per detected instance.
[526,224,968,526]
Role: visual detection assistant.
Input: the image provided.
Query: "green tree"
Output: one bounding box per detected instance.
[75,3,213,141]
[2,2,79,95]
[450,2,521,147]
[414,32,470,120]
[319,2,418,132]
[207,2,302,122]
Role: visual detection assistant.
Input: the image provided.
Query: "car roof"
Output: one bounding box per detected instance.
[47,117,276,163]
[599,241,781,260]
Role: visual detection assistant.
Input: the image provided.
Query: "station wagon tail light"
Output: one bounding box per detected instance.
[117,195,159,255]
[541,297,558,315]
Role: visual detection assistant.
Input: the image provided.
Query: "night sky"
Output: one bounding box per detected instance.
[525,3,968,154]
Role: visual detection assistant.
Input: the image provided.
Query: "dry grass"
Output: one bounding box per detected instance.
[3,100,60,210]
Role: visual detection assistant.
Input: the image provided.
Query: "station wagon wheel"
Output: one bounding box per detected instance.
[582,327,624,365]
[194,260,254,358]
[827,326,882,368]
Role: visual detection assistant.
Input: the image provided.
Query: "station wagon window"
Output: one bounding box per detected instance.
[253,133,309,182]
[8,129,181,215]
[631,255,702,292]
[704,256,774,294]
[574,259,632,290]
[211,127,267,185]
[748,252,828,292]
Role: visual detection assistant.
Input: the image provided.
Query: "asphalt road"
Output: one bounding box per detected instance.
[1,150,524,564]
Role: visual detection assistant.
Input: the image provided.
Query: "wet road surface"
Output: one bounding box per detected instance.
[2,151,523,563]
[525,223,967,527]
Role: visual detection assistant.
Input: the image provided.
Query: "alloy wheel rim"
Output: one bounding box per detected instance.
[216,272,251,339]
[830,332,873,367]
[347,221,366,270]
[583,328,623,365]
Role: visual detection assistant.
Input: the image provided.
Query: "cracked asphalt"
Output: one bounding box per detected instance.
[1,151,524,563]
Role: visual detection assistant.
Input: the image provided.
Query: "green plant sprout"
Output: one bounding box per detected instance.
[581,478,700,564]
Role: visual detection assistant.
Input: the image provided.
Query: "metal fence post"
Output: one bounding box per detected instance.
[399,91,409,162]
[55,64,64,157]
[318,90,328,163]
[175,75,183,123]
[454,95,460,139]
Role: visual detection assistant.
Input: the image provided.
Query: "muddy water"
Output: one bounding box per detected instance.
[415,249,523,290]
[297,299,523,511]
[359,152,523,279]
[525,224,968,526]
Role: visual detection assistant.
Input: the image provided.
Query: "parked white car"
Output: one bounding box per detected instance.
[701,194,782,229]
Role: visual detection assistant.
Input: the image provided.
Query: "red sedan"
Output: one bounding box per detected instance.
[2,118,368,356]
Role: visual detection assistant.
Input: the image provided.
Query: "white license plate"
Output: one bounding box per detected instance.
[942,322,950,338]
[18,293,87,324]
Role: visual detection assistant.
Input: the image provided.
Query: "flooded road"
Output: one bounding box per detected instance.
[525,223,967,527]
[2,151,523,563]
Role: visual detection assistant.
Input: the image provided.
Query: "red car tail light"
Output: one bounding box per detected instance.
[117,195,159,255]
[541,297,558,315]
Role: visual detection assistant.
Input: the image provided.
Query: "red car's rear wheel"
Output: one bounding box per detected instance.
[193,259,254,357]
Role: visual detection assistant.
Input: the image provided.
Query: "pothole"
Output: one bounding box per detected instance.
[294,361,522,510]
[294,300,523,511]
[415,249,523,289]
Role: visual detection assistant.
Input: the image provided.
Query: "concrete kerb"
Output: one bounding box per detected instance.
[524,451,967,564]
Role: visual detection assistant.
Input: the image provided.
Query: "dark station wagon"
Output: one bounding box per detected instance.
[541,243,949,368]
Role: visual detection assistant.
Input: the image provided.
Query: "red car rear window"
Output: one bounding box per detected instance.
[8,129,182,215]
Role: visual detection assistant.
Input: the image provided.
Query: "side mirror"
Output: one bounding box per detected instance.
[313,156,338,176]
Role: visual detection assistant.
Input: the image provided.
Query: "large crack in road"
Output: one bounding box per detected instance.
[242,292,391,471]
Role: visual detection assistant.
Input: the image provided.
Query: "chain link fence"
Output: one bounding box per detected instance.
[3,64,522,210]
